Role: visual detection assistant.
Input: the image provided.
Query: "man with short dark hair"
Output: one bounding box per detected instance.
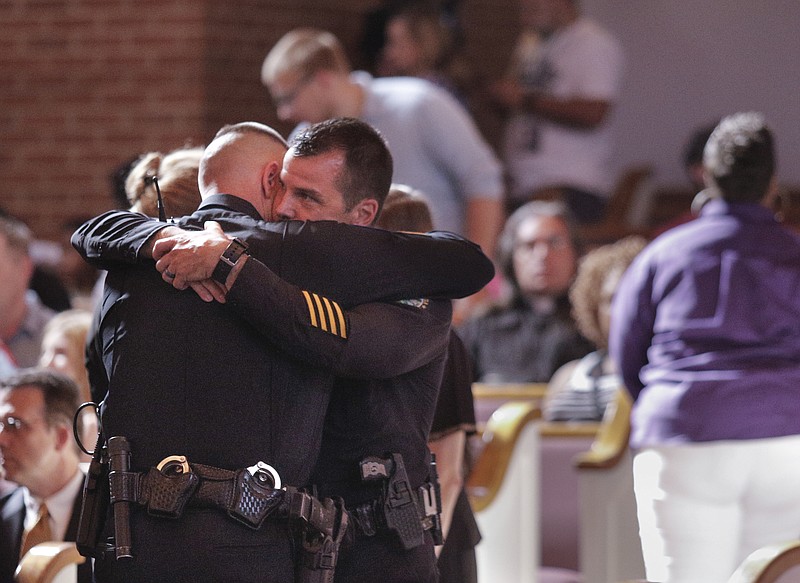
[0,368,90,583]
[154,117,466,583]
[609,112,800,582]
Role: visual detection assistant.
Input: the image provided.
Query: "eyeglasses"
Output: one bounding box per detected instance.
[0,416,42,434]
[514,235,571,253]
[271,71,316,108]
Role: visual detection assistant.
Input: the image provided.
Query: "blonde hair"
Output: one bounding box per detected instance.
[569,236,647,348]
[39,309,94,404]
[262,28,351,86]
[125,147,204,218]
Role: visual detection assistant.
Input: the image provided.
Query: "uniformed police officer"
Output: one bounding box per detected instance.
[155,118,468,583]
[72,120,493,582]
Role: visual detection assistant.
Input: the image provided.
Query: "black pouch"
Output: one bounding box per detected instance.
[228,469,285,529]
[142,467,199,518]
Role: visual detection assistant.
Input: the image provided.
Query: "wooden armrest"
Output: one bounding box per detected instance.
[575,389,632,470]
[16,542,84,583]
[467,400,541,513]
[728,540,800,583]
[472,382,549,401]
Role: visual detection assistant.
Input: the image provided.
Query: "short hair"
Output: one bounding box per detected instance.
[569,236,647,348]
[289,118,393,214]
[213,121,288,147]
[125,147,204,218]
[200,122,288,195]
[262,28,351,87]
[375,184,435,232]
[703,112,775,203]
[495,200,582,292]
[0,215,32,256]
[1,368,82,428]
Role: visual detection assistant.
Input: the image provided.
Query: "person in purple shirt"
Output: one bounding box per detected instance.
[609,112,800,583]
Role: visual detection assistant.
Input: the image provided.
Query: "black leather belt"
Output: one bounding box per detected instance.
[110,460,286,529]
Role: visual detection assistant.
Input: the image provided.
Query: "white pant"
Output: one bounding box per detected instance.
[632,435,800,583]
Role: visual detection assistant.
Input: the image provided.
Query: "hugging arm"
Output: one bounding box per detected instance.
[71,211,494,303]
[71,210,171,267]
[228,257,451,379]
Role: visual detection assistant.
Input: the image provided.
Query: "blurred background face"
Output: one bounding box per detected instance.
[269,70,329,124]
[0,387,59,488]
[0,233,31,320]
[382,17,423,75]
[512,214,577,297]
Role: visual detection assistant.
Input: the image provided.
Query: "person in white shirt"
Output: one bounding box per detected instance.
[261,27,505,257]
[490,0,624,223]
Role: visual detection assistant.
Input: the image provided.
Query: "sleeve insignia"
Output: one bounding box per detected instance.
[301,290,348,338]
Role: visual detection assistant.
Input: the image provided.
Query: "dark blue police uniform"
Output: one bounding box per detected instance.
[72,197,493,582]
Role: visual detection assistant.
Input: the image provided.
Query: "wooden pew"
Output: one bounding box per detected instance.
[467,399,600,582]
[16,542,83,583]
[468,401,542,582]
[727,540,800,583]
[467,389,647,583]
[471,382,548,428]
[575,389,646,583]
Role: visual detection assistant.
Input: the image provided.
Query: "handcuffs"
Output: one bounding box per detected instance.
[156,454,282,490]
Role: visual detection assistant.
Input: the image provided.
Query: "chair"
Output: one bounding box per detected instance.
[727,540,800,583]
[575,389,646,583]
[472,382,548,428]
[15,542,84,583]
[467,400,601,582]
[468,401,542,582]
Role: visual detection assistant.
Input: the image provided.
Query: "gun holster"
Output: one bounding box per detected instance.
[289,491,349,583]
[359,453,426,550]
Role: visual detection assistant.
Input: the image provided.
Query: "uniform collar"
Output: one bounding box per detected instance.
[198,194,262,220]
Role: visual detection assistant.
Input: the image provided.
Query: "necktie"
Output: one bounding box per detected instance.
[19,503,52,559]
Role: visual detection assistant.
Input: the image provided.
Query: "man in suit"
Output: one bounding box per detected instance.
[0,368,90,583]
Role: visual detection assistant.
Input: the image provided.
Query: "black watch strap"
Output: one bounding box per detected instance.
[211,237,249,285]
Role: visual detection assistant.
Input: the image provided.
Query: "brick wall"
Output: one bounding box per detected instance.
[0,0,515,245]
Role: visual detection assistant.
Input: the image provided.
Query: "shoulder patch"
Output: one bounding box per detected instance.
[301,291,347,338]
[395,298,430,310]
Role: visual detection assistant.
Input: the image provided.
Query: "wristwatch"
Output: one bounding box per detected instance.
[211,237,249,284]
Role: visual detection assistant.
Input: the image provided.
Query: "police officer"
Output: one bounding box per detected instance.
[156,118,466,582]
[72,121,493,582]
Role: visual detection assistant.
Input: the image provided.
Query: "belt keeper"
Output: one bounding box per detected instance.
[109,471,140,504]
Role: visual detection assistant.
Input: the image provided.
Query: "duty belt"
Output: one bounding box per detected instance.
[110,455,336,534]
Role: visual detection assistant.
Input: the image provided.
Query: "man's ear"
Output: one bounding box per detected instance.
[349,198,379,226]
[263,160,281,195]
[53,422,71,451]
